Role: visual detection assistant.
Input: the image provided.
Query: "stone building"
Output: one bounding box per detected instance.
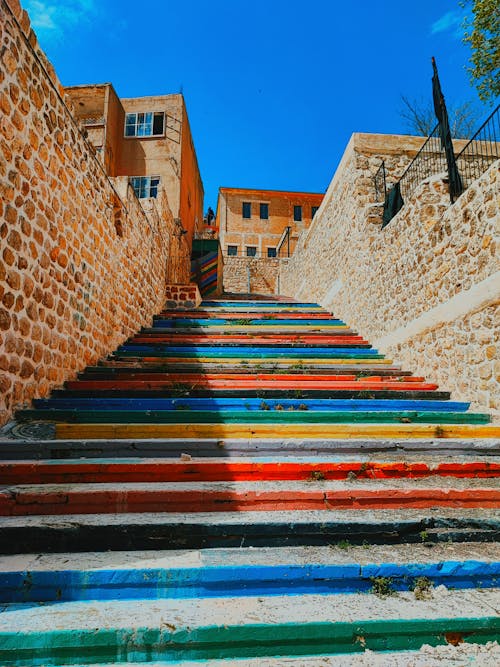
[65,85,204,246]
[216,187,323,294]
[216,187,323,259]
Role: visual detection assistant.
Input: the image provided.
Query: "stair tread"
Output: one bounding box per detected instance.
[0,590,498,632]
[0,506,497,525]
[2,542,499,571]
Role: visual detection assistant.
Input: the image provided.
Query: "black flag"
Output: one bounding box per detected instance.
[432,57,463,202]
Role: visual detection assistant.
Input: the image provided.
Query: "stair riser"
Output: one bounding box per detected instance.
[1,439,496,460]
[2,562,498,602]
[33,398,468,411]
[2,489,499,516]
[2,461,498,484]
[18,410,489,425]
[54,422,495,439]
[1,521,497,553]
[0,617,498,665]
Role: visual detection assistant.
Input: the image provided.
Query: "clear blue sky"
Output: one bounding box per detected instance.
[25,0,489,210]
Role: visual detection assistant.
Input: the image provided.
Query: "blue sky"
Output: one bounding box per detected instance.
[25,0,490,209]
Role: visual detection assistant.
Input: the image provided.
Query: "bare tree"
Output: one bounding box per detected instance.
[400,96,479,139]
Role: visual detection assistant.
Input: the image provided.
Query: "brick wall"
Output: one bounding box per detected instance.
[0,0,189,425]
[280,133,499,418]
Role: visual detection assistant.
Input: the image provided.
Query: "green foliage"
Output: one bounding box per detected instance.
[369,576,396,597]
[411,576,434,600]
[462,0,500,102]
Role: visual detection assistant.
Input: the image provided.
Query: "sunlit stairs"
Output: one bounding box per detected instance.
[0,296,499,665]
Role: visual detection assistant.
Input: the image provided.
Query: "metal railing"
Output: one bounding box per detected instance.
[398,123,448,202]
[276,226,291,258]
[455,103,499,190]
[376,104,499,227]
[373,161,387,203]
[224,250,277,259]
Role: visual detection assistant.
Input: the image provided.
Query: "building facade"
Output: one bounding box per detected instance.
[216,187,324,260]
[215,187,324,294]
[65,85,204,246]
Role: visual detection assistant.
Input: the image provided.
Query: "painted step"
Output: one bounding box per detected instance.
[53,422,499,439]
[1,478,499,516]
[2,437,495,460]
[146,326,356,334]
[0,508,498,552]
[2,458,498,485]
[63,379,438,391]
[86,364,412,376]
[31,398,470,412]
[105,356,396,367]
[0,591,498,665]
[158,310,334,318]
[129,336,371,347]
[55,643,500,667]
[17,409,491,425]
[115,346,382,357]
[1,543,499,603]
[73,372,414,383]
[152,318,347,327]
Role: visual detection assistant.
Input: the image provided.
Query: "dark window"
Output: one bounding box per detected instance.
[293,205,302,221]
[267,247,276,257]
[125,112,164,137]
[311,206,319,218]
[242,202,251,218]
[246,246,257,257]
[130,176,160,198]
[227,245,238,256]
[260,203,269,219]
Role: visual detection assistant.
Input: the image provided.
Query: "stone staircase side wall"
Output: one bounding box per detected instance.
[223,257,280,295]
[0,1,187,425]
[279,133,499,418]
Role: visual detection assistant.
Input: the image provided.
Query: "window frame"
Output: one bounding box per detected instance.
[259,203,269,220]
[242,202,252,219]
[246,246,257,257]
[129,175,161,199]
[227,245,238,256]
[124,111,165,138]
[267,247,277,258]
[293,205,302,222]
[311,206,319,218]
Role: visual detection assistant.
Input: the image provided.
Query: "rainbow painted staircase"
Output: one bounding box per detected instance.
[0,296,499,665]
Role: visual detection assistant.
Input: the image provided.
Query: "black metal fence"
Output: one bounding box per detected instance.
[395,122,448,203]
[455,103,500,190]
[376,104,499,226]
[276,226,292,258]
[373,161,386,203]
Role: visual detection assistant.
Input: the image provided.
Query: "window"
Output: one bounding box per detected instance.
[227,245,238,256]
[267,247,276,257]
[130,176,160,199]
[242,202,251,218]
[246,246,257,257]
[260,203,269,220]
[125,112,164,137]
[311,206,319,218]
[293,205,302,222]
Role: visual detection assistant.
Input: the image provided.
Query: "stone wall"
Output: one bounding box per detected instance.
[279,133,499,418]
[0,0,189,425]
[223,257,280,295]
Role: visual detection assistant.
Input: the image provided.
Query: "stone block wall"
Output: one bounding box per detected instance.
[223,257,280,295]
[165,283,201,309]
[0,0,188,425]
[279,133,499,418]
